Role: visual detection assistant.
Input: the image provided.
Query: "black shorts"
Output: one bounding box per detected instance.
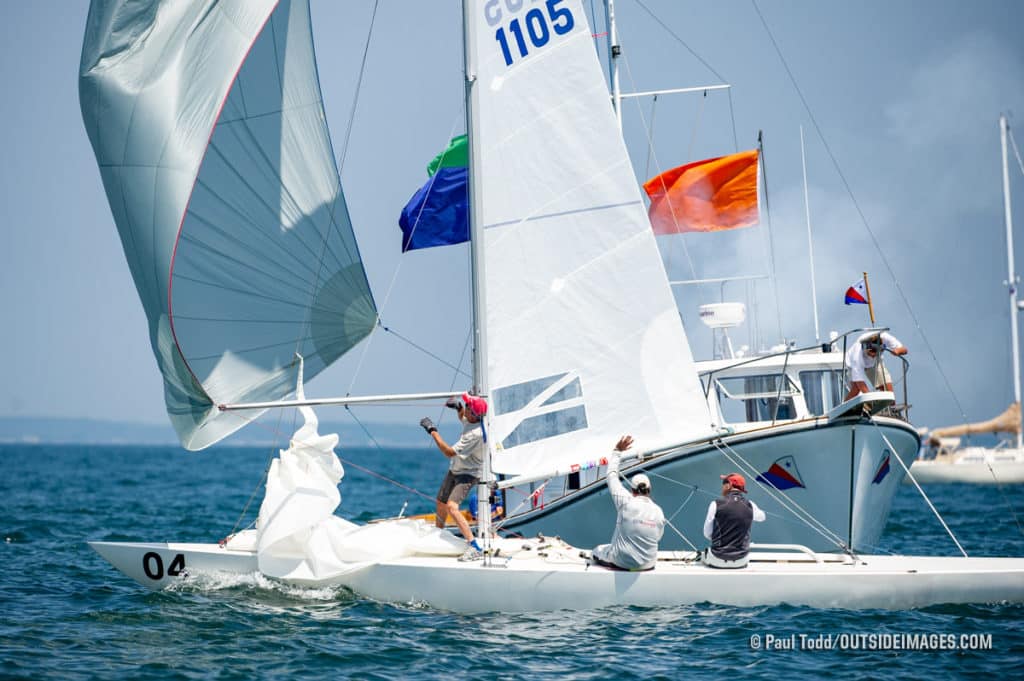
[436,471,478,505]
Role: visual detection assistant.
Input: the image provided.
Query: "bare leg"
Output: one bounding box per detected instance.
[845,381,870,401]
[435,500,448,529]
[447,500,475,544]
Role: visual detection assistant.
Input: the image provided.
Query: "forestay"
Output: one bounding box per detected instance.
[79,0,376,450]
[468,1,711,474]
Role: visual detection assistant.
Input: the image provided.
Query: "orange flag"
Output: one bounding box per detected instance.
[643,150,760,234]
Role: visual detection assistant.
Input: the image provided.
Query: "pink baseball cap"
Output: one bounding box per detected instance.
[462,393,488,417]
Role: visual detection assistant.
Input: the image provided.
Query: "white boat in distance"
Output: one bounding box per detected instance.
[78,0,1024,611]
[915,403,1024,484]
[912,114,1024,485]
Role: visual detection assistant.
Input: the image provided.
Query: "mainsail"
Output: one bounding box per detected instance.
[79,0,377,449]
[930,402,1021,439]
[467,1,712,474]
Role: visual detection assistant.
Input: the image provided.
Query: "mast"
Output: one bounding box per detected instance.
[462,0,494,550]
[800,126,820,344]
[604,0,622,129]
[1000,113,1023,449]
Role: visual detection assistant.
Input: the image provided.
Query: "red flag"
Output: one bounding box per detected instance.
[643,150,760,234]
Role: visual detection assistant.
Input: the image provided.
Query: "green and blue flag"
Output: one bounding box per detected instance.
[399,135,469,252]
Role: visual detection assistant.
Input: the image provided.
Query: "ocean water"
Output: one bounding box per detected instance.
[1,443,1022,680]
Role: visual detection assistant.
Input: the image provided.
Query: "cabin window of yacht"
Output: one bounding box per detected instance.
[798,370,845,415]
[714,374,798,423]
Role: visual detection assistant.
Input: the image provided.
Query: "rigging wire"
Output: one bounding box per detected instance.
[757,131,785,343]
[685,90,708,164]
[378,321,473,379]
[222,404,300,538]
[615,1,749,323]
[642,94,658,180]
[335,0,381,171]
[647,462,879,543]
[618,55,702,295]
[342,112,467,398]
[710,438,853,552]
[990,121,1024,533]
[1009,121,1024,179]
[216,404,440,508]
[749,0,970,424]
[871,421,968,556]
[630,0,727,84]
[296,0,381,362]
[726,88,740,152]
[629,0,739,149]
[341,407,442,504]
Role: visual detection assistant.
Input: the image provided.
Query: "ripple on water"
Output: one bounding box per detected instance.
[2,445,1023,679]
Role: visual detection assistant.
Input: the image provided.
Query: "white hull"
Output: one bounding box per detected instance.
[89,537,1024,613]
[909,459,1024,484]
[502,417,918,553]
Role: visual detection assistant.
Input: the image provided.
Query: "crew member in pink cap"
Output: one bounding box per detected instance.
[701,472,766,568]
[420,393,486,561]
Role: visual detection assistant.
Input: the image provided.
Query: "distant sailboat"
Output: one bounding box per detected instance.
[912,114,1024,485]
[915,402,1024,483]
[81,0,1024,612]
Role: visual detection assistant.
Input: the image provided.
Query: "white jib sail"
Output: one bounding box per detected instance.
[256,369,463,582]
[255,426,465,581]
[468,1,711,475]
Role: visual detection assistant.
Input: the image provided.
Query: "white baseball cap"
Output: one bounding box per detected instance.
[631,473,651,492]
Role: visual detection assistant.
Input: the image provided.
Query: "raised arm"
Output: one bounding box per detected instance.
[606,435,634,508]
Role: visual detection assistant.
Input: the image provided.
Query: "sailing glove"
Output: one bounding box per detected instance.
[445,397,463,411]
[420,417,437,434]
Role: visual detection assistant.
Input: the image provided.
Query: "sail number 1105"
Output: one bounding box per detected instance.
[489,0,575,67]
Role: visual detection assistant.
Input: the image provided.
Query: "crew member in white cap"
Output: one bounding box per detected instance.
[590,435,666,571]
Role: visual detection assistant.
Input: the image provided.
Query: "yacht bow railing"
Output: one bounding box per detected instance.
[699,327,911,421]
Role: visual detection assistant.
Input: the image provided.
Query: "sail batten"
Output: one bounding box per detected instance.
[81,0,376,450]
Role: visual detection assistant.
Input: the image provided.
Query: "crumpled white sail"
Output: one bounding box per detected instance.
[79,0,377,450]
[255,372,463,582]
[468,1,712,474]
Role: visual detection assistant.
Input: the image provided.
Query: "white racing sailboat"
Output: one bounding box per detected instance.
[80,0,1024,612]
[912,114,1024,484]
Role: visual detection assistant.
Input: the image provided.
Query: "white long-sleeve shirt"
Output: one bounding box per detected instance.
[601,457,666,570]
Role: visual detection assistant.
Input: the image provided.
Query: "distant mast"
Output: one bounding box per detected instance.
[1000,113,1023,449]
[800,125,820,344]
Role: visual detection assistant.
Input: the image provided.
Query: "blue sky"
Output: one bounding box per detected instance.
[2,0,1023,437]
